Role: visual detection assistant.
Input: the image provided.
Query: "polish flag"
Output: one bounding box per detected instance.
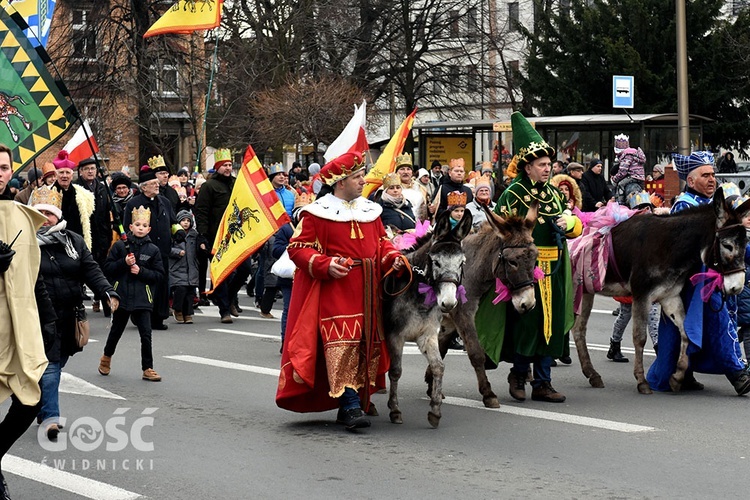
[63,120,100,165]
[324,99,369,162]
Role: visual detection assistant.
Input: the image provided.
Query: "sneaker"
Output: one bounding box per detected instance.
[259,312,275,319]
[508,370,527,401]
[153,323,168,331]
[336,407,371,430]
[174,311,184,323]
[559,356,572,365]
[531,381,566,402]
[92,300,100,313]
[142,368,162,382]
[230,304,241,317]
[220,314,233,324]
[46,423,60,441]
[183,315,193,324]
[98,355,111,376]
[233,301,243,314]
[733,373,750,395]
[448,336,465,350]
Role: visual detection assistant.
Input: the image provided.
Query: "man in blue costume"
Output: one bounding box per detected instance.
[647,152,750,395]
[475,112,582,403]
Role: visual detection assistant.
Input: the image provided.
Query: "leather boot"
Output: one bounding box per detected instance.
[607,340,629,363]
[508,370,527,401]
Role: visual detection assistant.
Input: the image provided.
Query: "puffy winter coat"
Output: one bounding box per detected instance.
[380,199,417,232]
[169,227,201,287]
[104,235,164,312]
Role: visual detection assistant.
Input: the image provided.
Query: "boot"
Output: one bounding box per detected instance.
[508,370,527,401]
[607,340,629,363]
[531,381,566,402]
[98,355,111,376]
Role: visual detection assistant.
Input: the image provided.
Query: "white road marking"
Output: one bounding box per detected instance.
[164,355,281,377]
[591,308,617,315]
[192,307,280,322]
[59,373,126,400]
[571,342,656,357]
[208,328,280,340]
[4,454,142,500]
[165,355,654,433]
[442,396,657,433]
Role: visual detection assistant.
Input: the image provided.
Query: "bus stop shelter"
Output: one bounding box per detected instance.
[413,113,713,176]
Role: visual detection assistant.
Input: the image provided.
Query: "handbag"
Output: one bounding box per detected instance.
[271,249,296,279]
[74,303,90,348]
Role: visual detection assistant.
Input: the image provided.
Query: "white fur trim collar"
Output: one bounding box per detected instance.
[302,193,382,222]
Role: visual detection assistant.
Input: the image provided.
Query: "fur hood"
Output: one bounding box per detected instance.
[550,174,582,210]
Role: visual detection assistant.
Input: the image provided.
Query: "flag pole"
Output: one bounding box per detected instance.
[196,29,219,173]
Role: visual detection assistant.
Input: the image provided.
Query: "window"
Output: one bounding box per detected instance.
[449,65,461,90]
[467,65,478,92]
[508,2,519,32]
[509,60,520,86]
[449,10,461,38]
[467,8,479,38]
[151,65,180,98]
[433,67,443,95]
[72,7,96,60]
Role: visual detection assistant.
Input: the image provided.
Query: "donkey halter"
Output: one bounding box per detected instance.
[495,242,536,292]
[710,222,745,277]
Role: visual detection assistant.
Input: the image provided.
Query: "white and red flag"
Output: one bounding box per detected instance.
[324,99,368,162]
[63,120,99,165]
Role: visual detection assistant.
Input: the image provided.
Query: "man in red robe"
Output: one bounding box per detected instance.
[276,152,404,430]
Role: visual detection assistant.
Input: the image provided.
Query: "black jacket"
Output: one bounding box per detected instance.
[35,274,59,362]
[160,184,181,217]
[580,169,612,212]
[435,180,474,215]
[194,173,235,244]
[380,199,417,232]
[77,177,113,263]
[38,229,118,356]
[104,235,164,311]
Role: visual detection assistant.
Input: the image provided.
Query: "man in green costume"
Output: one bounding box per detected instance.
[476,112,582,403]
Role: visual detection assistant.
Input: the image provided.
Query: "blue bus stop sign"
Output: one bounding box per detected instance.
[613,75,634,109]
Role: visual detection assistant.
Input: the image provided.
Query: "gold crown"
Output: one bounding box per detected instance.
[395,152,412,168]
[131,205,151,224]
[147,155,166,169]
[214,148,232,164]
[449,158,465,169]
[382,172,402,189]
[446,190,467,207]
[30,186,62,209]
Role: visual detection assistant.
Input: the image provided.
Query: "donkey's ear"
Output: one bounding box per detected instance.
[526,201,540,224]
[714,184,730,226]
[433,210,452,241]
[451,209,473,241]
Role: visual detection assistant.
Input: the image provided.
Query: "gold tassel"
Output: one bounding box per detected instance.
[357,221,364,239]
[351,220,356,239]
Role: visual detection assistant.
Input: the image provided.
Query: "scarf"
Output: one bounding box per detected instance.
[113,191,133,206]
[381,191,405,208]
[37,220,79,260]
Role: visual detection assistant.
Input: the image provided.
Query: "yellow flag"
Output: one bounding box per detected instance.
[209,145,291,289]
[362,108,417,198]
[144,0,223,38]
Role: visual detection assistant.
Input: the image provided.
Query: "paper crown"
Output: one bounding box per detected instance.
[475,178,492,193]
[147,155,167,171]
[628,191,652,209]
[395,152,412,169]
[320,152,365,186]
[481,161,493,172]
[168,175,180,187]
[449,158,465,169]
[131,205,151,224]
[614,134,630,152]
[294,192,312,209]
[446,190,467,207]
[30,186,63,218]
[511,112,555,170]
[382,172,401,189]
[214,148,232,167]
[268,162,286,177]
[53,150,75,170]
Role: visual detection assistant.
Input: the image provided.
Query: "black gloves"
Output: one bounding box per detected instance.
[0,239,15,273]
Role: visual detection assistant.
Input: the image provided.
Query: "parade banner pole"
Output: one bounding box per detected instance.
[196,30,219,173]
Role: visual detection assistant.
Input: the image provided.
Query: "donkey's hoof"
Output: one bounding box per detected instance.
[427,412,441,428]
[669,376,683,393]
[389,411,403,424]
[483,395,500,408]
[588,374,605,388]
[637,382,653,394]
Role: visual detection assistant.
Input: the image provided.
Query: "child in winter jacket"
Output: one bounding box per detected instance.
[99,205,165,382]
[169,210,205,324]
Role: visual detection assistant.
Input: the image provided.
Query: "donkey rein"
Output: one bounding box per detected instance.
[382,255,413,297]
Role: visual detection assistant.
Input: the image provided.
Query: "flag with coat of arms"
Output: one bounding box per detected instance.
[209,145,291,289]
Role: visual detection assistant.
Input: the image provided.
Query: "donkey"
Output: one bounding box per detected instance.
[383,210,472,428]
[434,203,540,408]
[572,186,748,394]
